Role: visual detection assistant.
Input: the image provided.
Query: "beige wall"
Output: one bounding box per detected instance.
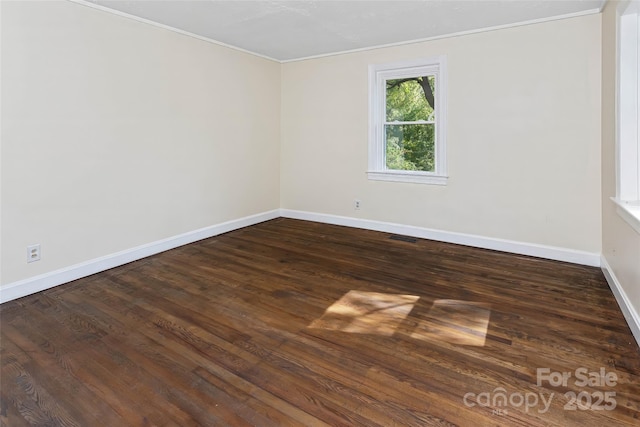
[601,1,640,318]
[0,2,609,294]
[281,15,602,253]
[0,1,281,285]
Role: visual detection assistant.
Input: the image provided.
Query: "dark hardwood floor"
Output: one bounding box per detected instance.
[1,218,639,426]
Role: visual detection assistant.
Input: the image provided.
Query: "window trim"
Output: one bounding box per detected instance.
[368,56,448,185]
[614,0,640,234]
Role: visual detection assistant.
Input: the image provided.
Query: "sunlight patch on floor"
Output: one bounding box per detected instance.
[308,290,419,336]
[411,299,491,346]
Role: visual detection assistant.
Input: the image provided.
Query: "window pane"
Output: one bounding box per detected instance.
[385,124,435,172]
[386,76,435,122]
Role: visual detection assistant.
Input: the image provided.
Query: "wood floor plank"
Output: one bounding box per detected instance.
[1,327,123,427]
[1,218,639,426]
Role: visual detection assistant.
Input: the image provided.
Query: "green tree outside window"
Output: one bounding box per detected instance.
[385,76,436,172]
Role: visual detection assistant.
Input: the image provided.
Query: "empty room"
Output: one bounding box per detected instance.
[1,0,640,425]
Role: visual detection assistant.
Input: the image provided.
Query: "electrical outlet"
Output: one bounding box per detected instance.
[354,199,361,210]
[27,244,40,263]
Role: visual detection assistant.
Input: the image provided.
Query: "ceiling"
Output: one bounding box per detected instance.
[82,0,606,61]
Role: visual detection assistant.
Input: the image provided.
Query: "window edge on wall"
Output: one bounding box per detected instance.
[612,198,640,235]
[614,0,640,236]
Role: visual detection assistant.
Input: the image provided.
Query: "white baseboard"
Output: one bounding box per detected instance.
[601,256,640,349]
[0,208,603,304]
[0,210,280,304]
[279,209,601,267]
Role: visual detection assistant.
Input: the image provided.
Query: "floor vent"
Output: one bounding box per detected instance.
[389,234,418,243]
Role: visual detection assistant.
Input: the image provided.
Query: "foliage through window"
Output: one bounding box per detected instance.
[385,76,436,172]
[369,57,447,184]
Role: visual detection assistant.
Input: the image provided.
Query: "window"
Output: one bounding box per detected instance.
[368,56,447,185]
[614,1,640,234]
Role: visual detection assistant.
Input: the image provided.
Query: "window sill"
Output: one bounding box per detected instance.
[612,198,640,235]
[367,170,448,185]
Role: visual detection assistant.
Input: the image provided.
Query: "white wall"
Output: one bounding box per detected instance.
[0,1,281,286]
[281,15,602,254]
[601,1,640,339]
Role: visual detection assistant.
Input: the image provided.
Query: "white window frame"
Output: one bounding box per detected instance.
[368,56,448,185]
[613,0,640,235]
